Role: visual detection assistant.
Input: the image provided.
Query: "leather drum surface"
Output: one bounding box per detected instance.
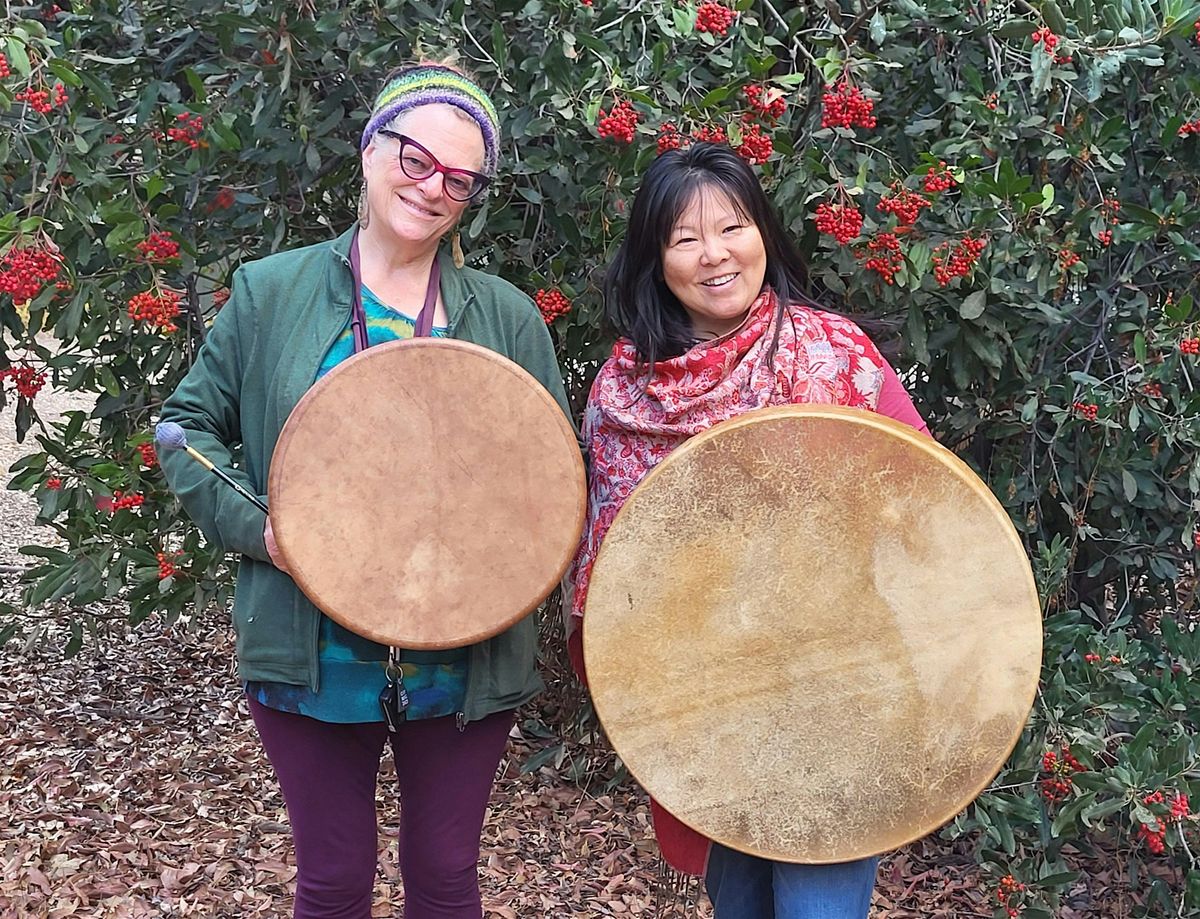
[583,405,1041,863]
[269,338,585,649]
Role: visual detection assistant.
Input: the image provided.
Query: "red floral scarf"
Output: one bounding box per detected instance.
[565,288,888,874]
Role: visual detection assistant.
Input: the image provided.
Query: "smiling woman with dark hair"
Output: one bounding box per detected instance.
[567,142,930,919]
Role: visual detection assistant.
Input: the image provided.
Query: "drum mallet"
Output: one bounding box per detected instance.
[155,421,269,515]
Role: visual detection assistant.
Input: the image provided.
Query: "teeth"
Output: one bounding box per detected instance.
[401,197,438,217]
[702,274,737,286]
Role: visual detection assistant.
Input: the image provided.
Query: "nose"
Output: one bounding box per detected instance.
[699,236,729,265]
[415,170,446,200]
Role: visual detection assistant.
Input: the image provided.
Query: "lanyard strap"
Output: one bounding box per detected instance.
[348,228,442,353]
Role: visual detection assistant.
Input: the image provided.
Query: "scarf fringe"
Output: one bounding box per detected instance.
[654,854,705,917]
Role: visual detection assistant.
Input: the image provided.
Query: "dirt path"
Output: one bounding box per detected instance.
[0,346,993,918]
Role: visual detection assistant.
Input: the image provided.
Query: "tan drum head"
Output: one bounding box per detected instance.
[583,405,1041,863]
[269,338,585,649]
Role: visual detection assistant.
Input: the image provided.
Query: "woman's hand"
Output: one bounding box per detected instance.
[263,517,290,573]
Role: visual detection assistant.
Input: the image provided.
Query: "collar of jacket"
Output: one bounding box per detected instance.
[327,224,475,334]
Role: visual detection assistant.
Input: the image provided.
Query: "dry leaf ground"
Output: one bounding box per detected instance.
[0,367,1166,919]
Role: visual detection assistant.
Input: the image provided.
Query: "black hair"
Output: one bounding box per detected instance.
[603,143,818,366]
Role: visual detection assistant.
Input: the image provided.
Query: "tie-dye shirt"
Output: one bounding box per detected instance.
[247,286,468,723]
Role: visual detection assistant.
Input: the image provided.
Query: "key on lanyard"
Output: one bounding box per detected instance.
[378,659,410,732]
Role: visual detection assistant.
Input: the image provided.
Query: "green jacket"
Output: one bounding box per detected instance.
[160,225,574,723]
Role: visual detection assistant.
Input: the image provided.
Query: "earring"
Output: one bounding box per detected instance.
[451,230,465,269]
[357,180,370,229]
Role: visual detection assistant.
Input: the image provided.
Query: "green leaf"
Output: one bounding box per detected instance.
[960,290,987,320]
[1041,0,1069,34]
[1122,470,1137,501]
[995,20,1039,38]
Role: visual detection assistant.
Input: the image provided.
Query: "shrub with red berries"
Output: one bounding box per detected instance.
[0,244,63,304]
[996,874,1027,918]
[1039,744,1084,802]
[110,490,146,511]
[692,124,728,145]
[743,84,786,121]
[1031,27,1059,52]
[1180,337,1199,355]
[534,288,571,323]
[157,551,182,580]
[0,54,11,79]
[137,443,159,468]
[877,183,930,227]
[597,100,639,145]
[735,123,773,165]
[858,232,904,285]
[1180,119,1200,137]
[165,112,206,149]
[0,365,47,399]
[135,231,181,263]
[1072,400,1099,421]
[814,202,864,246]
[128,290,182,334]
[657,122,684,155]
[210,187,236,211]
[922,161,957,193]
[14,83,68,115]
[45,476,63,490]
[821,81,876,130]
[931,235,986,286]
[695,1,736,36]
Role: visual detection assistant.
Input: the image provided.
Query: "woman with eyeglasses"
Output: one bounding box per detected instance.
[158,62,572,919]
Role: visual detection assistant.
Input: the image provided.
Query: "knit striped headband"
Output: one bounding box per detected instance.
[361,66,501,176]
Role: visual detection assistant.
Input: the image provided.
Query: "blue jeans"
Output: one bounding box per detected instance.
[705,844,878,919]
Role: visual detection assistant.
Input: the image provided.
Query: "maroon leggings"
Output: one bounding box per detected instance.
[248,697,514,919]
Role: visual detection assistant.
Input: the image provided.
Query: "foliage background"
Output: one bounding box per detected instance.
[2,0,1200,914]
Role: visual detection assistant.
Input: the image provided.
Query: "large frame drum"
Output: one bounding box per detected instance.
[583,405,1041,863]
[269,338,586,650]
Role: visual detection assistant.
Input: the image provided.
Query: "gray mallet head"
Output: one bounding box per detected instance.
[155,421,188,451]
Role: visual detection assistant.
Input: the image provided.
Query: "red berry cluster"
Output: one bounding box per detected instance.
[923,161,956,193]
[1031,27,1059,52]
[743,84,786,121]
[46,476,63,490]
[128,290,182,334]
[658,122,684,155]
[695,1,736,35]
[815,202,863,245]
[996,874,1026,918]
[534,288,571,323]
[932,235,986,286]
[1138,820,1167,854]
[135,231,180,262]
[1097,229,1112,247]
[985,92,999,111]
[42,4,63,19]
[1084,652,1101,663]
[156,551,181,580]
[0,54,10,79]
[821,81,876,130]
[111,490,145,511]
[1178,119,1200,137]
[210,187,236,211]
[859,232,904,285]
[1180,338,1200,355]
[597,100,639,145]
[1195,18,1200,44]
[0,244,62,303]
[581,0,592,6]
[1072,400,1099,421]
[735,123,773,165]
[1059,248,1081,270]
[166,112,206,149]
[14,83,68,115]
[137,443,158,468]
[877,183,930,226]
[0,365,47,399]
[213,287,231,308]
[692,124,728,144]
[1141,382,1163,398]
[1039,745,1084,802]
